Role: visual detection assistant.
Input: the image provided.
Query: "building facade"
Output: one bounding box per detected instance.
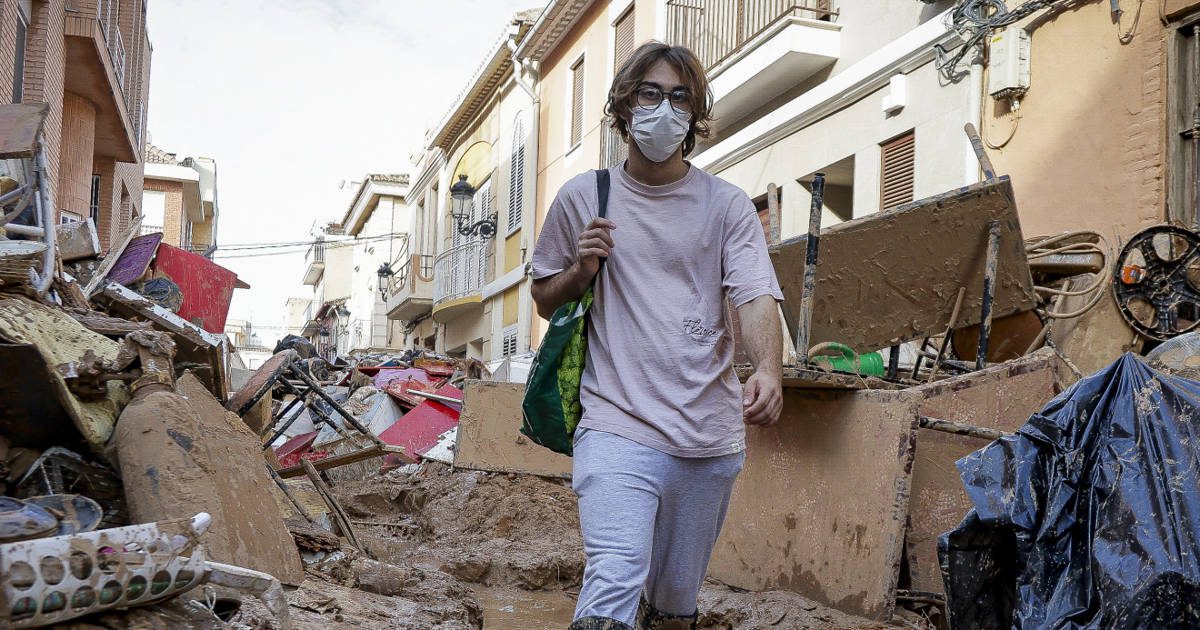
[300,174,410,359]
[385,10,540,364]
[519,0,662,345]
[142,143,218,255]
[0,0,151,249]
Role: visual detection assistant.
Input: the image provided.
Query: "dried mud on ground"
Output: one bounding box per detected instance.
[66,463,921,629]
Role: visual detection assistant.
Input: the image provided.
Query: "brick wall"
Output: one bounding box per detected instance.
[25,0,66,210]
[144,177,183,246]
[0,1,20,103]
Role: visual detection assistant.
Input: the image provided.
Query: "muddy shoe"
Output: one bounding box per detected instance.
[569,616,634,630]
[636,596,697,630]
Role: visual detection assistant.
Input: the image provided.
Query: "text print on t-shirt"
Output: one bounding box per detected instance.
[683,318,721,345]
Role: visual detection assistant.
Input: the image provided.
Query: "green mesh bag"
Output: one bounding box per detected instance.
[521,170,609,456]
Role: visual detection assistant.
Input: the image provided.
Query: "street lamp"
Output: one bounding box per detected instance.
[450,174,497,240]
[376,262,393,297]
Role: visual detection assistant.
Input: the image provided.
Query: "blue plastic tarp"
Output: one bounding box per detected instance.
[939,353,1200,629]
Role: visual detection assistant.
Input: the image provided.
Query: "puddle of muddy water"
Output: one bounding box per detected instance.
[475,587,577,629]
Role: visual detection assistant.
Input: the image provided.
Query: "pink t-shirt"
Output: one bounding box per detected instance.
[531,164,783,457]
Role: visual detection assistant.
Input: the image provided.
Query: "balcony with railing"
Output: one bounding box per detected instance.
[667,0,841,124]
[302,242,325,286]
[63,0,142,162]
[432,240,488,322]
[385,243,436,321]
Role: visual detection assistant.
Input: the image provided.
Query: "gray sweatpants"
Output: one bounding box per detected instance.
[572,428,745,624]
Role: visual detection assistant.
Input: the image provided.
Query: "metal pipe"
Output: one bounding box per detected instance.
[976,221,1002,370]
[964,122,996,181]
[795,172,825,366]
[2,223,43,237]
[927,287,968,383]
[407,388,462,407]
[289,364,384,446]
[919,415,1011,442]
[886,344,900,379]
[966,49,984,185]
[911,337,930,379]
[33,141,57,294]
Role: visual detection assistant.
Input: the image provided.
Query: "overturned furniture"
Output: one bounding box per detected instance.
[709,166,1067,622]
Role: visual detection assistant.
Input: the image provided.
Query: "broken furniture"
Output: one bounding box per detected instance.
[709,349,1067,621]
[235,351,412,479]
[0,103,59,296]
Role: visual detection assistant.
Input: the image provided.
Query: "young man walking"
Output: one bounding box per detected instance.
[531,42,784,630]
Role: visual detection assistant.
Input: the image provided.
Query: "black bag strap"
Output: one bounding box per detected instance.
[596,168,610,219]
[592,169,610,280]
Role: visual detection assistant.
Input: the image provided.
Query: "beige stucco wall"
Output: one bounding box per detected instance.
[986,1,1168,239]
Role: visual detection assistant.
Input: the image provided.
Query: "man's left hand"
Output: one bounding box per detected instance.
[743,371,782,426]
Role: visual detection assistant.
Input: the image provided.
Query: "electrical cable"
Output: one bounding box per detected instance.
[1025,230,1112,320]
[984,101,1021,149]
[936,0,1076,79]
[1116,0,1144,44]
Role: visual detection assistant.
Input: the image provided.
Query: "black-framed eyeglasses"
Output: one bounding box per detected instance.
[634,84,692,112]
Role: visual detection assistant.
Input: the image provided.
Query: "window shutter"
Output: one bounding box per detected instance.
[502,327,518,357]
[614,8,635,72]
[880,131,915,210]
[508,116,525,233]
[571,57,585,147]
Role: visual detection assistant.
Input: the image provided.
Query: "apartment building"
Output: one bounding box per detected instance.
[0,0,151,248]
[518,0,660,344]
[142,143,218,255]
[301,174,411,359]
[384,10,540,362]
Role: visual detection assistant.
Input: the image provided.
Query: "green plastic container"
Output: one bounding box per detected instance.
[809,343,885,376]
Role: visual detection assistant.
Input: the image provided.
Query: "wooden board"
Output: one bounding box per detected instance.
[227,350,295,415]
[107,232,161,286]
[153,242,240,334]
[902,350,1063,594]
[708,389,920,620]
[771,178,1037,354]
[0,103,47,159]
[453,381,572,479]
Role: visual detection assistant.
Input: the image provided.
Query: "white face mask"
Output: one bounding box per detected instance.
[629,100,690,163]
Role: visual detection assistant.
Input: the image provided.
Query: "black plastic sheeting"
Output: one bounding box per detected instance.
[939,353,1200,629]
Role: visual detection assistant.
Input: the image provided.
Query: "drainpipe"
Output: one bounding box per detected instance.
[965,46,984,185]
[507,30,540,355]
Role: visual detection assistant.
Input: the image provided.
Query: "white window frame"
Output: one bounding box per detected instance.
[501,325,518,358]
[508,112,526,237]
[565,52,586,157]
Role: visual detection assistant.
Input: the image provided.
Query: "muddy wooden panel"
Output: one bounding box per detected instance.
[0,297,127,450]
[709,389,920,620]
[0,102,47,158]
[902,351,1063,594]
[771,178,1037,354]
[454,381,572,479]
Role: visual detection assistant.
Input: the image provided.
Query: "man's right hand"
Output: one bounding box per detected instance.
[575,218,616,277]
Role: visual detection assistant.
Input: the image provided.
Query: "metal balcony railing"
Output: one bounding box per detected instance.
[97,0,125,88]
[666,0,836,70]
[306,242,325,265]
[600,117,628,169]
[139,223,162,236]
[433,240,488,306]
[389,253,434,296]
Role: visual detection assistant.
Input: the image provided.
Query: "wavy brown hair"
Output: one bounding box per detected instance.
[605,41,714,157]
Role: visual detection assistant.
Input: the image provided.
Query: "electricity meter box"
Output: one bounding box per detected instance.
[988,28,1031,100]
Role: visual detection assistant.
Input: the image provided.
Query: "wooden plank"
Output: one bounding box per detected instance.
[83,216,143,296]
[107,232,161,286]
[901,350,1063,594]
[0,103,46,159]
[227,350,295,415]
[453,381,572,478]
[770,177,1037,354]
[736,365,904,390]
[709,389,921,620]
[302,459,362,551]
[275,444,414,479]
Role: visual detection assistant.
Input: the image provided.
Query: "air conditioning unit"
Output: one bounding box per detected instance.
[988,28,1031,100]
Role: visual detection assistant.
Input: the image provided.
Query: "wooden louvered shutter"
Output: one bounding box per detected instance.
[614,8,635,72]
[570,57,585,147]
[880,131,915,210]
[508,116,525,233]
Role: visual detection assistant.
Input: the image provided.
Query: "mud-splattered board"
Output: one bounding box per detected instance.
[708,388,920,620]
[903,351,1064,594]
[771,177,1037,354]
[454,381,572,479]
